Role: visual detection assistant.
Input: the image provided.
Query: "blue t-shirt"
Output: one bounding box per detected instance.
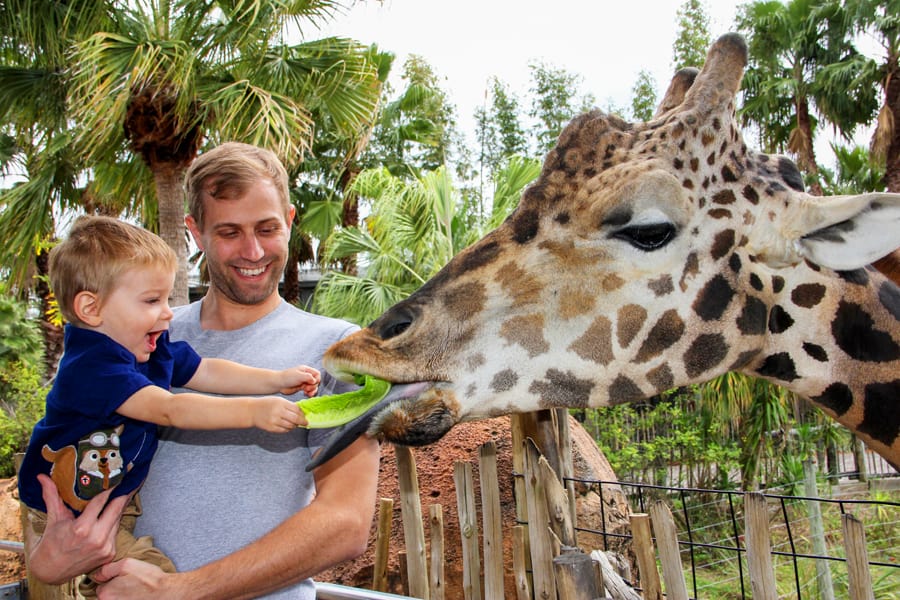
[18,325,201,514]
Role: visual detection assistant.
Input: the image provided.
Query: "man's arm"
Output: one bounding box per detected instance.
[93,435,380,599]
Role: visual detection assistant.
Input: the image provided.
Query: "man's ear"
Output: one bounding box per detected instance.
[73,291,102,327]
[185,215,204,251]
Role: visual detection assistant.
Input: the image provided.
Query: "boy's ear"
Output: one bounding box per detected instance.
[73,291,102,326]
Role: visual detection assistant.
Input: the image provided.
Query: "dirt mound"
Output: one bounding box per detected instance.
[0,479,26,584]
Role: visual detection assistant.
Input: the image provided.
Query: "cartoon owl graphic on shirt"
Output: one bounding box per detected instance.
[41,425,126,512]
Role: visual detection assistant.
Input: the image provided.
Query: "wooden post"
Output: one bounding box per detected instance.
[648,500,688,600]
[395,445,429,599]
[629,513,662,600]
[479,442,504,600]
[373,497,394,592]
[590,550,642,600]
[803,459,835,600]
[429,504,445,600]
[555,409,578,532]
[842,513,875,600]
[524,438,557,600]
[453,461,482,600]
[538,454,576,547]
[553,546,602,600]
[512,525,532,600]
[744,492,777,600]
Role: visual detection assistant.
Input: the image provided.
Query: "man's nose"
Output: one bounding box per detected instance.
[241,235,265,260]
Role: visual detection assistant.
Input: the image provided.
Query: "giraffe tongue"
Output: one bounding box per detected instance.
[306,382,431,471]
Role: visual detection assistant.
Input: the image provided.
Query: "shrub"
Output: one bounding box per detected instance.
[0,361,48,478]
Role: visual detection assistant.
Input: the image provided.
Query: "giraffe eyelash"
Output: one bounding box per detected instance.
[611,222,677,251]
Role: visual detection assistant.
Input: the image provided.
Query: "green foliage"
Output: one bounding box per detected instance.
[527,61,595,154]
[672,0,711,70]
[820,144,887,194]
[0,361,47,477]
[0,288,43,372]
[630,70,658,122]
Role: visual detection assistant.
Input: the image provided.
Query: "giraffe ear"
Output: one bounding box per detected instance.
[795,193,900,271]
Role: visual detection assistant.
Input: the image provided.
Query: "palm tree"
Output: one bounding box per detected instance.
[65,0,382,304]
[736,0,878,195]
[314,157,540,325]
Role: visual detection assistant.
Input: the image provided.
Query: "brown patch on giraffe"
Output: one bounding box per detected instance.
[442,282,487,323]
[791,283,825,308]
[684,333,728,378]
[693,274,735,321]
[539,239,604,270]
[858,381,900,445]
[648,275,674,296]
[569,316,614,365]
[712,189,736,205]
[635,309,686,363]
[466,353,485,370]
[647,364,675,392]
[708,208,732,219]
[496,261,541,308]
[559,288,597,319]
[531,369,595,408]
[490,369,519,393]
[499,314,549,358]
[603,273,626,292]
[711,229,735,260]
[608,375,645,403]
[680,252,699,291]
[616,304,647,347]
[736,296,767,335]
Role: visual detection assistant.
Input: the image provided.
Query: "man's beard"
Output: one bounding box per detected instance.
[208,259,283,306]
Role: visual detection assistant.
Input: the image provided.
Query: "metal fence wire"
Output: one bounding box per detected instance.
[568,478,900,600]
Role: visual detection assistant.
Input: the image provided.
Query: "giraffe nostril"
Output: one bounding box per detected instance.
[373,304,418,340]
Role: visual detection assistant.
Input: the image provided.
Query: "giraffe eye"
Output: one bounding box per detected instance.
[613,223,677,251]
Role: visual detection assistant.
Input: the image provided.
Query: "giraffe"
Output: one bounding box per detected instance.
[316,33,900,472]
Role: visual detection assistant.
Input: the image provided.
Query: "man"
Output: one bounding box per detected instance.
[29,142,380,599]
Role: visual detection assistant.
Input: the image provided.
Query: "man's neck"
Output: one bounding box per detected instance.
[198,291,282,331]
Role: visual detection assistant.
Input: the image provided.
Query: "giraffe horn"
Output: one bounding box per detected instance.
[678,33,748,119]
[653,67,699,119]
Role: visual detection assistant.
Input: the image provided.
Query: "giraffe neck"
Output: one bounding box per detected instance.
[744,265,900,466]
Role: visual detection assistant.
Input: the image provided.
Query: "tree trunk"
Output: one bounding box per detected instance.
[35,248,64,377]
[884,59,900,194]
[152,161,190,306]
[795,96,823,196]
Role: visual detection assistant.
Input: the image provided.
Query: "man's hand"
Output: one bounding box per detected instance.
[28,474,128,584]
[93,557,169,599]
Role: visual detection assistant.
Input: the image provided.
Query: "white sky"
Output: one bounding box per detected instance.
[313,0,742,145]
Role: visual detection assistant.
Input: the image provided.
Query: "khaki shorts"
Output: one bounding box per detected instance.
[24,494,176,598]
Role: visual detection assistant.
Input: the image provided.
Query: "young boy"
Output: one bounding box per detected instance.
[18,215,319,595]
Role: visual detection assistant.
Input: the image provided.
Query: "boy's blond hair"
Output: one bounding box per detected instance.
[184,142,291,229]
[49,215,177,326]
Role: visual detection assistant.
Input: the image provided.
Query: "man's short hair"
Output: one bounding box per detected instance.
[184,142,291,229]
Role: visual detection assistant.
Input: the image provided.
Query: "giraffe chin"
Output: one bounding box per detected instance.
[305,382,449,471]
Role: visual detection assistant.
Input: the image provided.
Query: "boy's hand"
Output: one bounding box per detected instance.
[253,397,307,432]
[279,365,320,397]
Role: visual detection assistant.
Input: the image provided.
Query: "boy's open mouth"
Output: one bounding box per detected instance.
[147,330,163,352]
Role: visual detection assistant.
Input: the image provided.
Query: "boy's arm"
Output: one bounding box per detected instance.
[187,358,320,396]
[91,435,381,599]
[117,386,304,431]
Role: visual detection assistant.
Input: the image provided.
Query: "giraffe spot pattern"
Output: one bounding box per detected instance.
[879,282,900,320]
[680,252,699,291]
[749,273,764,291]
[647,364,674,392]
[712,189,736,205]
[637,310,686,363]
[559,289,596,319]
[531,369,595,408]
[500,314,549,358]
[756,352,799,382]
[777,157,805,191]
[729,349,761,370]
[736,296,767,335]
[443,282,487,323]
[728,253,742,273]
[684,333,728,378]
[617,304,647,348]
[711,229,735,260]
[802,343,828,362]
[768,305,794,334]
[791,283,826,308]
[490,369,518,393]
[811,382,853,416]
[511,208,540,243]
[496,262,542,307]
[832,301,900,362]
[608,375,646,402]
[569,316,614,365]
[838,269,868,286]
[648,275,674,296]
[693,275,734,321]
[858,380,900,445]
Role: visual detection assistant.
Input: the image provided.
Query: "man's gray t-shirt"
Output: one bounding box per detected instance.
[134,300,358,599]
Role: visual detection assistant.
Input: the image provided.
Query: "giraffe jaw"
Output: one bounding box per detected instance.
[306,381,454,470]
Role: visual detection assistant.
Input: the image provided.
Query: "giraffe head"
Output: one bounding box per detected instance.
[319,33,900,469]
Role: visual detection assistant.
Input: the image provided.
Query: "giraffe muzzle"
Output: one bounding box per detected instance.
[306,382,452,471]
